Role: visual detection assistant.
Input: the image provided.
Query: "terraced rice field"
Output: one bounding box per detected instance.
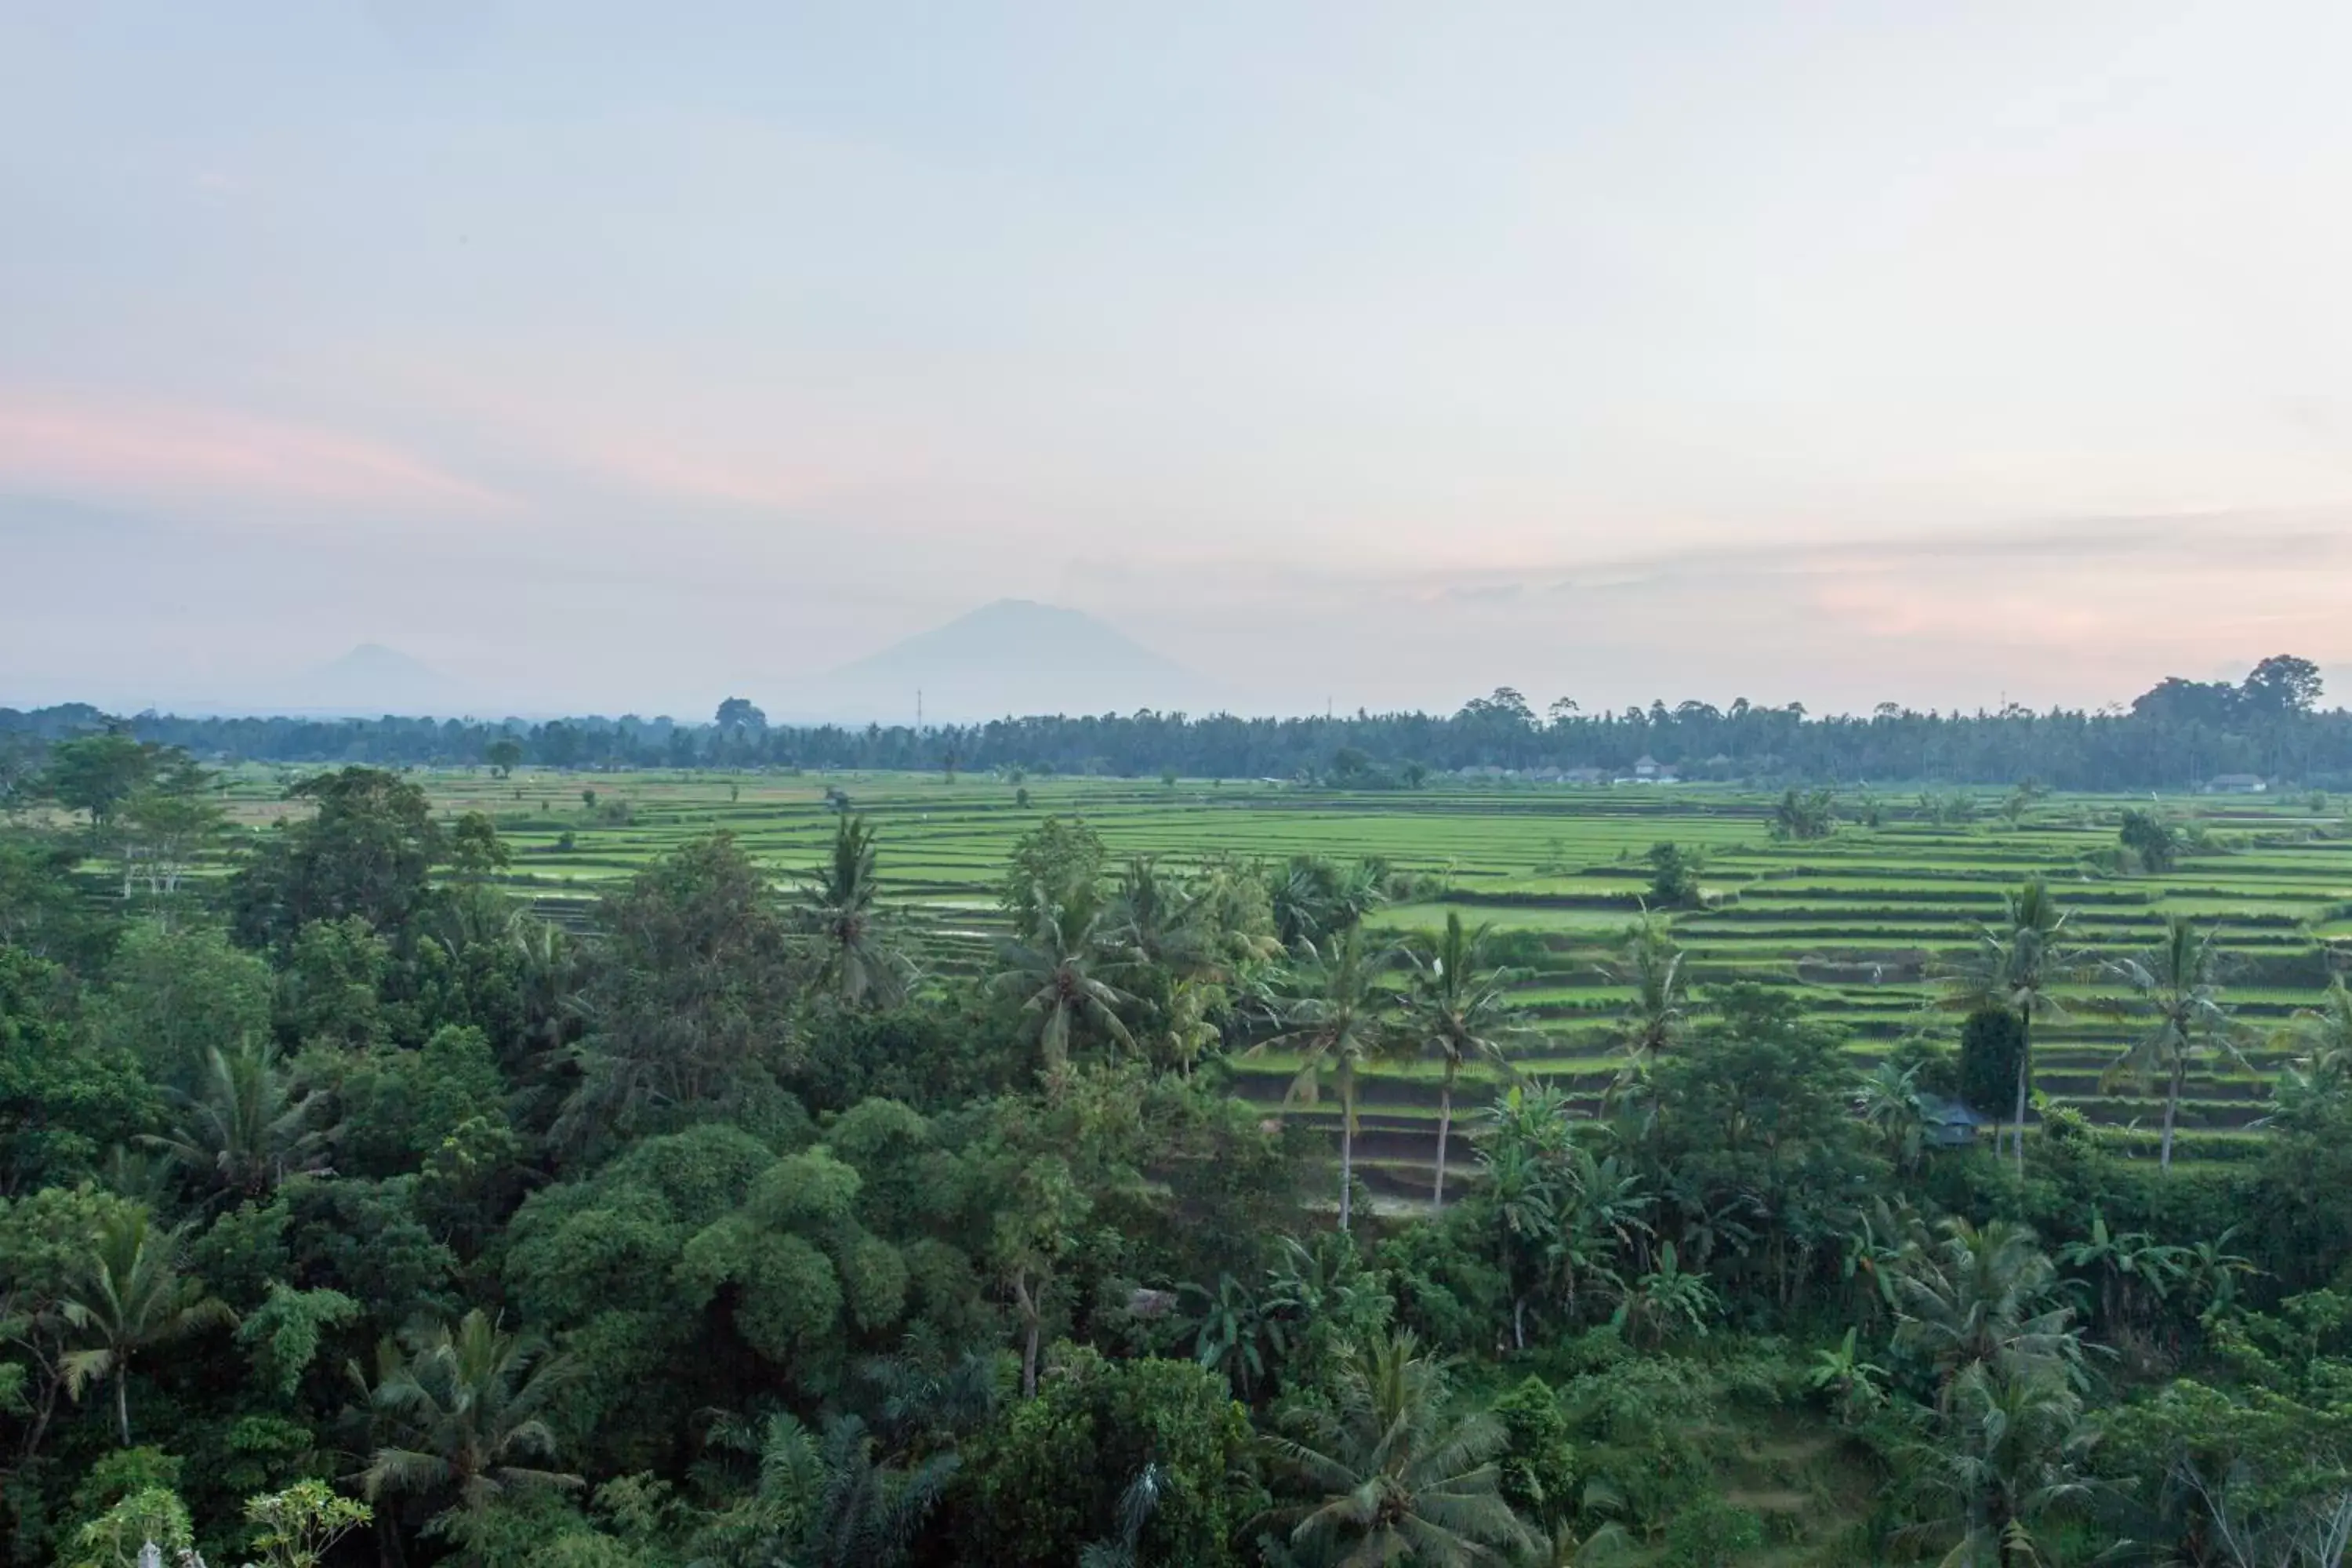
[220,768,2352,1178]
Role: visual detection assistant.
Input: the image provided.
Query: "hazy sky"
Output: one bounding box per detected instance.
[6,2,2352,717]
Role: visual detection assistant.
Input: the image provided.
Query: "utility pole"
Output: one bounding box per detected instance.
[916,688,923,731]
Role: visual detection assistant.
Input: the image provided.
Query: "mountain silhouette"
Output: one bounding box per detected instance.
[278,643,473,717]
[809,600,1203,721]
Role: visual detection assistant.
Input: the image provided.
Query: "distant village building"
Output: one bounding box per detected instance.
[2204,774,2270,795]
[1562,766,1606,786]
[1632,754,1661,780]
[1918,1095,1990,1149]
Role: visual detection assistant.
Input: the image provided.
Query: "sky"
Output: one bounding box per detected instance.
[5,2,2352,719]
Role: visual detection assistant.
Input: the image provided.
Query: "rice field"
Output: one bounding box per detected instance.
[220,766,2352,1176]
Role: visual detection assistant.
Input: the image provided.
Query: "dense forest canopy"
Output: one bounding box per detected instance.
[2,655,2340,792]
[5,715,2352,1565]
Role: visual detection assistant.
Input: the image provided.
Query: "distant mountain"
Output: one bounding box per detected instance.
[275,644,474,717]
[806,600,1205,721]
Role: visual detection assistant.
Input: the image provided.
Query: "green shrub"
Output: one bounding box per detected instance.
[1661,1497,1765,1567]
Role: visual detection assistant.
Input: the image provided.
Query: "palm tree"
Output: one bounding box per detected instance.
[141,1040,325,1201]
[1890,1218,2082,1400]
[992,895,1137,1079]
[797,815,913,1008]
[1261,1330,1536,1566]
[1107,856,1216,978]
[1945,878,2078,1173]
[60,1210,235,1446]
[1910,1359,2096,1568]
[350,1308,579,1545]
[1855,1061,1930,1172]
[1401,912,1528,1208]
[2103,916,2241,1171]
[699,1410,955,1568]
[1269,855,1386,947]
[1608,916,1688,1116]
[1251,928,1396,1231]
[2279,975,2352,1086]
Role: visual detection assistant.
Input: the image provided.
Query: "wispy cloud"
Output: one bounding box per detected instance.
[0,390,516,520]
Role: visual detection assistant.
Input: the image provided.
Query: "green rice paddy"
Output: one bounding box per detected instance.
[219,768,2352,1174]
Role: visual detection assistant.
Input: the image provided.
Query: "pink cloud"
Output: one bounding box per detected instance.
[0,390,514,518]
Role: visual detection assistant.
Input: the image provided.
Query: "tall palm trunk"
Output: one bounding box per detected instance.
[1336,1061,1357,1231]
[1432,1067,1455,1210]
[2011,1012,2031,1173]
[114,1370,131,1448]
[2161,1054,2185,1173]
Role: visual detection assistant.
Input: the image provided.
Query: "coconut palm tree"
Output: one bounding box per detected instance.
[2102,916,2242,1171]
[1944,878,2078,1173]
[141,1040,325,1202]
[1106,856,1217,978]
[1890,1218,2082,1399]
[2279,975,2352,1085]
[350,1308,579,1545]
[59,1210,235,1446]
[992,894,1137,1079]
[1400,912,1529,1208]
[1908,1359,2096,1568]
[796,815,913,1008]
[1260,1330,1537,1566]
[1607,917,1689,1118]
[1854,1061,1930,1173]
[1250,928,1396,1231]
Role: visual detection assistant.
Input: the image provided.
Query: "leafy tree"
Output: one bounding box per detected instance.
[60,1209,236,1445]
[112,767,223,918]
[2118,808,2179,873]
[230,768,445,948]
[0,946,155,1194]
[713,697,768,734]
[95,921,273,1094]
[1259,1329,1536,1565]
[61,1484,193,1568]
[965,1350,1257,1567]
[1000,816,1107,935]
[446,812,511,882]
[243,1479,372,1568]
[42,733,165,831]
[1958,1007,2026,1130]
[557,833,802,1149]
[1252,928,1395,1231]
[350,1308,580,1546]
[1400,912,1526,1208]
[794,815,913,1009]
[2102,915,2242,1171]
[1644,841,1703,909]
[2243,654,2325,717]
[485,738,523,778]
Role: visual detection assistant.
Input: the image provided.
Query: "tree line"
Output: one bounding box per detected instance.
[5,766,2352,1566]
[2,654,2340,790]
